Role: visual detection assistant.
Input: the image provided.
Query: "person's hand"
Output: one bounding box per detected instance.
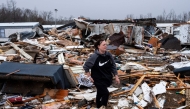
[115,75,120,85]
[86,72,94,83]
[89,77,94,83]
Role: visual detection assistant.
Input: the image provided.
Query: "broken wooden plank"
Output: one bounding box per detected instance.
[151,91,160,108]
[177,98,186,104]
[6,69,20,76]
[10,42,33,60]
[166,87,190,90]
[128,75,146,96]
[23,94,45,103]
[136,104,144,109]
[176,74,187,87]
[120,73,176,80]
[111,90,130,97]
[186,89,190,105]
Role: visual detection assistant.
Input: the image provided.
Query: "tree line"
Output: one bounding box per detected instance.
[0,0,189,25]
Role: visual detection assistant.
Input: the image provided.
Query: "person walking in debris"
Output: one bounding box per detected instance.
[83,39,120,108]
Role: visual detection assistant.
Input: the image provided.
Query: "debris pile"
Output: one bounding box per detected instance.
[0,18,190,109]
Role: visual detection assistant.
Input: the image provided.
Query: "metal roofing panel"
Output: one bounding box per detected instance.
[0,22,39,27]
[43,25,63,28]
[156,23,175,27]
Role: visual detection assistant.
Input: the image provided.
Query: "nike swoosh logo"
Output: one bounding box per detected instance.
[99,60,109,66]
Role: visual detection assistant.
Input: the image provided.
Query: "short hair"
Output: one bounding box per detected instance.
[94,39,105,50]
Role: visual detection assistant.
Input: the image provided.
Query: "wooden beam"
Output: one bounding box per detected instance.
[6,70,20,76]
[151,91,160,108]
[166,87,190,90]
[10,42,33,60]
[136,104,144,109]
[128,75,146,96]
[176,74,187,87]
[111,90,130,97]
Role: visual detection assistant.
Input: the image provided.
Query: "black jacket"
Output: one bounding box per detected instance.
[83,50,117,86]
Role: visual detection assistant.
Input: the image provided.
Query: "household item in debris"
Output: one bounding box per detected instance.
[43,92,52,102]
[7,95,23,104]
[55,89,69,100]
[176,89,185,95]
[173,67,190,78]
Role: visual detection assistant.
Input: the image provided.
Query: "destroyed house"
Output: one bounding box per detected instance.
[84,18,160,39]
[156,22,190,46]
[156,23,175,35]
[173,23,190,45]
[0,18,190,108]
[0,22,40,42]
[56,18,161,47]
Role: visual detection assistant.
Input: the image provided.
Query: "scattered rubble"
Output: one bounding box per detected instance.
[0,18,190,109]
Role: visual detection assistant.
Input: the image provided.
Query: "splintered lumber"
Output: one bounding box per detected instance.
[151,91,160,108]
[181,78,190,81]
[186,89,190,105]
[120,73,176,79]
[177,98,186,104]
[23,94,45,103]
[166,87,190,90]
[153,46,158,55]
[136,104,144,109]
[145,75,176,79]
[130,69,153,73]
[128,75,146,96]
[146,64,163,66]
[6,70,20,76]
[141,62,164,67]
[119,72,144,78]
[176,74,187,87]
[111,90,130,97]
[10,42,33,60]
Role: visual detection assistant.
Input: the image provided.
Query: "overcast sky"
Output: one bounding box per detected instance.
[0,0,189,20]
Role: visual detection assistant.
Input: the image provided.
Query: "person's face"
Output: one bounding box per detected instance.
[98,41,107,53]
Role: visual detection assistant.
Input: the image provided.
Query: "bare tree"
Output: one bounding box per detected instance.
[46,11,53,23]
[10,0,17,21]
[139,14,144,19]
[0,0,189,24]
[182,12,188,22]
[69,15,74,20]
[177,14,182,22]
[0,3,7,22]
[41,11,48,21]
[23,9,32,21]
[147,13,152,18]
[14,8,23,22]
[162,10,166,21]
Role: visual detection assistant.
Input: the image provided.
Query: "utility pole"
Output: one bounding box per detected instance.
[54,9,58,27]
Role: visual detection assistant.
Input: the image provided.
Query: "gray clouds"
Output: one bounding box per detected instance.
[0,0,189,19]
